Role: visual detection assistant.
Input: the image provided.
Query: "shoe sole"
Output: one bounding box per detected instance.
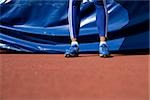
[64,54,79,58]
[99,54,110,58]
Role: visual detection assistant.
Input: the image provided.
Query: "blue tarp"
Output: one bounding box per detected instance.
[0,0,149,53]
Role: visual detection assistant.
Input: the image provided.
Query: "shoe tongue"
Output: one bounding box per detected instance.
[100,42,106,46]
[71,41,78,46]
[72,44,78,47]
[100,44,107,47]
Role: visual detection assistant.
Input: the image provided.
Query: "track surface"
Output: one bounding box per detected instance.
[0,54,149,100]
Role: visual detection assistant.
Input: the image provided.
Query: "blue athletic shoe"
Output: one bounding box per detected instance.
[99,43,110,57]
[64,45,79,58]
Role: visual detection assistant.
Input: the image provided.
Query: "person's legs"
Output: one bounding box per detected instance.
[94,0,110,57]
[65,0,110,57]
[65,0,82,57]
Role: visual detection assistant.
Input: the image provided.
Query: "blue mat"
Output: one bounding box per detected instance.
[0,0,149,53]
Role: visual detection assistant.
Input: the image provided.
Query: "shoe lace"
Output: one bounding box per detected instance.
[67,45,78,52]
[101,44,108,52]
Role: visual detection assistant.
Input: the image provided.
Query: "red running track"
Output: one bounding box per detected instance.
[0,54,149,100]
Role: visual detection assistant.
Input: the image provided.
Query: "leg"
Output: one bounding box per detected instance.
[68,0,82,41]
[93,0,110,57]
[65,0,82,58]
[93,0,107,39]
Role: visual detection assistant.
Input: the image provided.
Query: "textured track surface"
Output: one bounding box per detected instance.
[0,54,149,100]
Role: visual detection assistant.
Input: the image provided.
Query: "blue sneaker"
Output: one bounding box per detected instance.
[64,45,79,58]
[99,43,110,57]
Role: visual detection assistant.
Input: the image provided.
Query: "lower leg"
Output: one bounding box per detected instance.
[94,1,110,57]
[94,0,107,43]
[68,0,81,40]
[65,0,81,57]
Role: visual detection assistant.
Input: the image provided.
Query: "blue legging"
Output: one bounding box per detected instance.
[68,0,108,39]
